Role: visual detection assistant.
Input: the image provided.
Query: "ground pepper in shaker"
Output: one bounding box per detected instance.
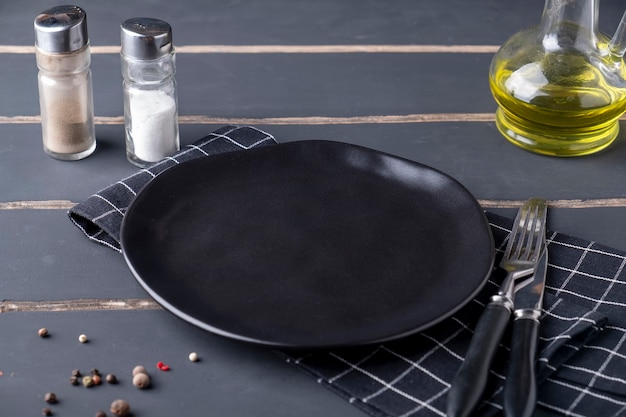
[34,5,96,160]
[120,18,179,167]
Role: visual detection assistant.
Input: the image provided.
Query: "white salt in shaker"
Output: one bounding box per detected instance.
[34,5,96,160]
[120,18,179,167]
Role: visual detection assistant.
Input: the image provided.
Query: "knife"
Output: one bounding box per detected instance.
[504,240,548,417]
[447,198,547,417]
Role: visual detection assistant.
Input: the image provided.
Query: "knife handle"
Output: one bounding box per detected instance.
[447,300,511,417]
[504,313,540,417]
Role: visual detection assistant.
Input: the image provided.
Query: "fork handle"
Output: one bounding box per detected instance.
[447,300,511,417]
[504,314,540,417]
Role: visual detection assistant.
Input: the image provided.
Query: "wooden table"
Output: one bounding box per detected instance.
[1,0,625,415]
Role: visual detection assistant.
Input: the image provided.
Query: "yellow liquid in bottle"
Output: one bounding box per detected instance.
[490,50,626,156]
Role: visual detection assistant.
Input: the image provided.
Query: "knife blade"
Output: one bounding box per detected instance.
[447,198,547,417]
[504,237,548,417]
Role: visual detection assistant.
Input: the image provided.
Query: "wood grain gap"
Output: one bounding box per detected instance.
[1,44,500,54]
[0,200,75,210]
[2,114,625,125]
[0,113,497,125]
[477,199,626,208]
[0,298,161,313]
[4,199,626,211]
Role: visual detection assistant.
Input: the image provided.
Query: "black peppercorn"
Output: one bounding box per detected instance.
[72,369,81,377]
[44,392,57,404]
[69,376,79,386]
[95,411,106,417]
[42,407,52,416]
[106,373,118,384]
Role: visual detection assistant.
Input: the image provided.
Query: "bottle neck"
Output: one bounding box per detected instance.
[539,0,599,51]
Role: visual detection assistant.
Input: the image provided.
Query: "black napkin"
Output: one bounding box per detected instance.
[68,125,277,252]
[69,126,622,416]
[282,213,614,417]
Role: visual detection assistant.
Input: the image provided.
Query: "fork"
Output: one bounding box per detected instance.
[446,198,548,417]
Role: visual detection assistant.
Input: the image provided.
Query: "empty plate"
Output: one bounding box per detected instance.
[121,140,494,348]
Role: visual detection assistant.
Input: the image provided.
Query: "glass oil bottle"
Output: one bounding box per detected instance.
[489,0,626,156]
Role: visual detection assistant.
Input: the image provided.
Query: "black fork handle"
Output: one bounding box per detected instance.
[447,300,511,417]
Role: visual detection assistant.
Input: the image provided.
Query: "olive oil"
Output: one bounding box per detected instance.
[490,50,626,156]
[488,0,626,156]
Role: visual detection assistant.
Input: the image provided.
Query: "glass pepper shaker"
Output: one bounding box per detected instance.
[120,18,180,167]
[34,5,96,160]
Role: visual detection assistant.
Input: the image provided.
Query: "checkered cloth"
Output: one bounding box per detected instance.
[284,213,626,417]
[69,126,626,416]
[68,125,277,252]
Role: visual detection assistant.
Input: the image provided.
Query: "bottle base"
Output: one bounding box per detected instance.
[126,151,160,168]
[44,141,96,161]
[495,108,619,157]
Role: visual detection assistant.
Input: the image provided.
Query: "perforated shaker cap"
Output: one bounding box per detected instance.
[34,5,89,53]
[121,17,173,60]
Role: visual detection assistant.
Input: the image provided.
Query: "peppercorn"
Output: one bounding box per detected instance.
[132,372,150,389]
[78,334,88,343]
[110,399,130,417]
[38,328,49,338]
[69,376,79,386]
[44,392,57,404]
[132,365,147,376]
[95,411,106,417]
[42,407,52,416]
[188,352,199,362]
[82,375,94,388]
[71,369,81,377]
[92,374,101,385]
[91,368,100,376]
[106,373,118,384]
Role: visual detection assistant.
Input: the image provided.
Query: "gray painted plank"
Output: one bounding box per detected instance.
[2,0,624,46]
[2,123,626,204]
[0,309,364,417]
[2,53,497,117]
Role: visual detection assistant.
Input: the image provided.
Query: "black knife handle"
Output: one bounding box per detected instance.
[447,301,511,417]
[504,315,539,417]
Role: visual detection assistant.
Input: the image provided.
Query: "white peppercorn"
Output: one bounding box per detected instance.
[132,372,150,389]
[132,365,147,376]
[110,399,130,417]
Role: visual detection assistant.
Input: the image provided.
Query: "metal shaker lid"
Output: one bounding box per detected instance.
[34,5,89,53]
[121,18,173,60]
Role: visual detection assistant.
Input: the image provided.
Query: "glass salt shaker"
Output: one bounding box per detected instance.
[34,5,96,160]
[120,18,180,167]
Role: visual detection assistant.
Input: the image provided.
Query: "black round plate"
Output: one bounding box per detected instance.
[121,140,494,348]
